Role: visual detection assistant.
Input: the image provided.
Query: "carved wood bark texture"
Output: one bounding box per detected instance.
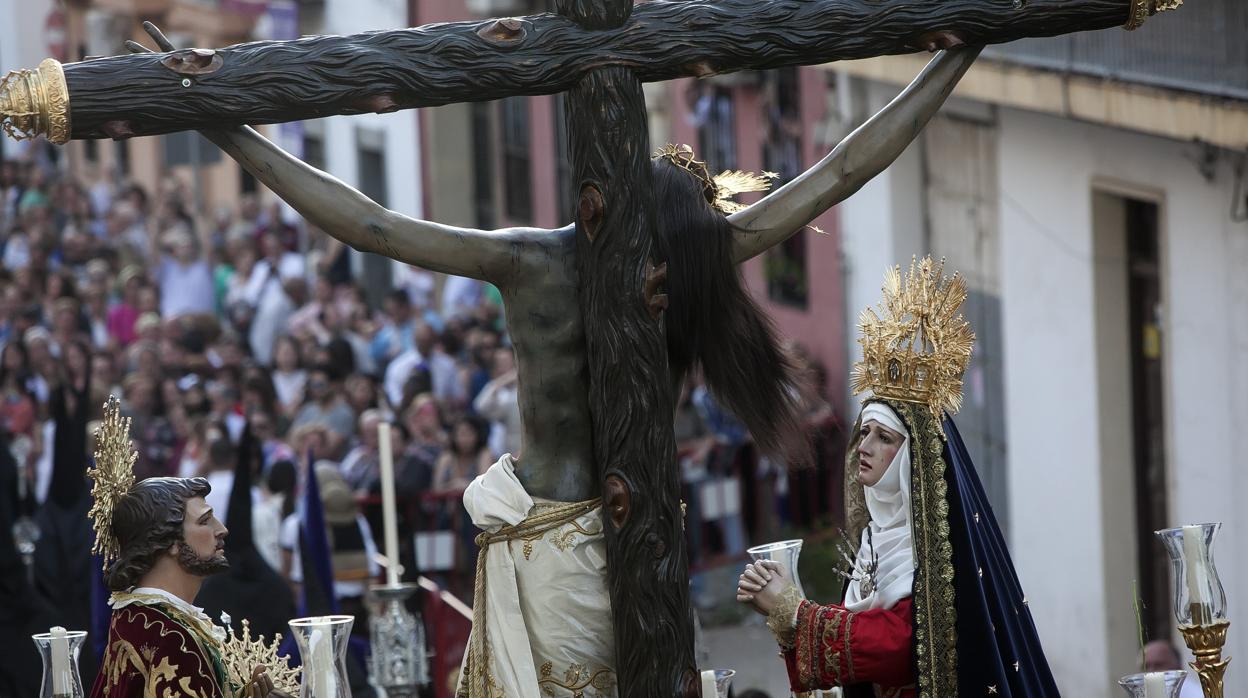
[63,0,1129,139]
[568,66,694,697]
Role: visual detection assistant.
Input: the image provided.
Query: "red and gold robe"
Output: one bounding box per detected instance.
[781,597,916,698]
[91,601,228,698]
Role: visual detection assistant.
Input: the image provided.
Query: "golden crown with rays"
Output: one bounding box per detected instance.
[86,396,137,571]
[655,143,778,214]
[221,619,301,695]
[851,256,975,428]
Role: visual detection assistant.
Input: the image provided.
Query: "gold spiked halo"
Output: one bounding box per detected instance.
[0,58,70,144]
[221,619,301,695]
[86,396,137,571]
[851,256,975,430]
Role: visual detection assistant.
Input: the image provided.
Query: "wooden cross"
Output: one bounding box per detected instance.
[0,0,1178,695]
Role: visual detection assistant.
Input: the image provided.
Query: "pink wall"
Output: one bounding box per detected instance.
[529,95,561,229]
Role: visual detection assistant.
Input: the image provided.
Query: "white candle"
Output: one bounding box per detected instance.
[309,620,338,697]
[50,626,70,695]
[377,422,400,587]
[1181,525,1210,618]
[700,669,717,698]
[1143,671,1166,698]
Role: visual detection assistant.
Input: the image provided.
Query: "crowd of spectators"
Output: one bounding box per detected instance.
[0,145,843,603]
[0,148,523,590]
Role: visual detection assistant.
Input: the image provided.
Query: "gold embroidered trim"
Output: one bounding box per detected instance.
[796,601,815,690]
[824,610,845,685]
[466,497,602,698]
[843,608,856,683]
[767,584,804,648]
[537,660,616,697]
[110,591,224,650]
[517,518,603,560]
[102,606,223,697]
[894,401,957,698]
[828,648,842,686]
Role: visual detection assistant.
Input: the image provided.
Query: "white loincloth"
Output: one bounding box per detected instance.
[458,454,616,698]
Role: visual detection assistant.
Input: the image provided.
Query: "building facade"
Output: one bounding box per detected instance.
[828,2,1248,693]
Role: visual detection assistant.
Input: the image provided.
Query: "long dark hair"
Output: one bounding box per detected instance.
[104,476,211,591]
[652,158,811,466]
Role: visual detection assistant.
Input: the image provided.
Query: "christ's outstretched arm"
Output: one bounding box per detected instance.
[130,24,535,287]
[728,47,981,264]
[204,126,535,284]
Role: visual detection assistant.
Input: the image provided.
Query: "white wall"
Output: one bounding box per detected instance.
[0,0,55,160]
[998,107,1248,696]
[0,0,52,74]
[838,79,926,407]
[320,0,423,223]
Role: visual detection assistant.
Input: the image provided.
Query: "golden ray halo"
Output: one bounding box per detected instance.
[851,256,975,430]
[86,395,137,571]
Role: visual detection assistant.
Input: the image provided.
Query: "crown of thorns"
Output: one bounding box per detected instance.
[655,143,778,214]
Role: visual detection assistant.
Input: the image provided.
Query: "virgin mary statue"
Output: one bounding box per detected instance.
[738,257,1061,697]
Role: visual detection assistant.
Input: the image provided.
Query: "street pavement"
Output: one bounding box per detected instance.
[703,616,792,697]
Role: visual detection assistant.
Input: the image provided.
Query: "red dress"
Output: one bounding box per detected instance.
[781,597,916,698]
[91,603,228,698]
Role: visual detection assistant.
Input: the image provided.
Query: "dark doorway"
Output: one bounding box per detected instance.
[1124,198,1170,640]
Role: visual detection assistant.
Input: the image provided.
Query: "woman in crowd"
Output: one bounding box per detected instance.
[432,415,492,494]
[267,336,305,417]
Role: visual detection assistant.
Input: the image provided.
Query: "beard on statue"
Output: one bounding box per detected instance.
[176,535,230,576]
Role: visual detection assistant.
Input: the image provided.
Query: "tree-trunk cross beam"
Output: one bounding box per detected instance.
[3,0,1166,140]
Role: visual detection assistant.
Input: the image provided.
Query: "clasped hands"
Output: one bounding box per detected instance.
[244,665,293,698]
[736,559,792,616]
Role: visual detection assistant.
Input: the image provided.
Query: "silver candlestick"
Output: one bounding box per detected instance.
[368,583,428,697]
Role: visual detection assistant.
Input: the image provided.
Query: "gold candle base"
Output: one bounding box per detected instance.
[1178,618,1230,698]
[1125,0,1185,30]
[0,58,70,144]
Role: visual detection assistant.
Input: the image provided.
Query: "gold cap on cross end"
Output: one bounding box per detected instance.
[0,58,70,144]
[1125,0,1185,30]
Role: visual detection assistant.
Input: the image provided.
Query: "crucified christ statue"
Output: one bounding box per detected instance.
[131,24,977,695]
[129,25,977,504]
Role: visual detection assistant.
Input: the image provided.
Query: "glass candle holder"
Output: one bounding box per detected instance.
[31,628,87,698]
[699,669,735,698]
[747,539,805,598]
[289,615,354,698]
[1155,523,1226,626]
[1118,671,1188,697]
